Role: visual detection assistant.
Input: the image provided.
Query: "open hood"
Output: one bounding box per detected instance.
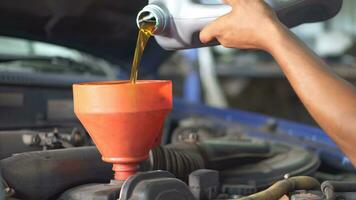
[0,0,171,73]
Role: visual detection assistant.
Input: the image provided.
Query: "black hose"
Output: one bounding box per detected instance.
[149,146,205,182]
[321,181,356,200]
[0,147,112,200]
[238,176,320,200]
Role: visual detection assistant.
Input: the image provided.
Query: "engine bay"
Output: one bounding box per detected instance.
[1,85,356,200]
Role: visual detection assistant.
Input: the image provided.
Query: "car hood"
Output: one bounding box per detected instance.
[0,0,171,73]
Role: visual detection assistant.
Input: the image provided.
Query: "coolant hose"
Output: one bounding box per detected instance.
[321,181,356,200]
[238,176,320,200]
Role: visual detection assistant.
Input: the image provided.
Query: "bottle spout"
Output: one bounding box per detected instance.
[136,4,168,35]
[137,12,157,25]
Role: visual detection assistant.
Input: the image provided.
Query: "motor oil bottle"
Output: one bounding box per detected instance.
[136,0,343,50]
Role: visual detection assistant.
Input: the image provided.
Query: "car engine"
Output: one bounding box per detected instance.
[1,96,356,200]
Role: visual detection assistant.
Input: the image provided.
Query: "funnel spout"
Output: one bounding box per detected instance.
[113,164,139,181]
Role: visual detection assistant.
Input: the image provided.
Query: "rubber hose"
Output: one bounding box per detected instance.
[0,147,112,200]
[238,176,320,200]
[321,181,356,200]
[149,146,205,182]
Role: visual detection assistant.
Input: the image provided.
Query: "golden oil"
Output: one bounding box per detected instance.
[130,22,155,84]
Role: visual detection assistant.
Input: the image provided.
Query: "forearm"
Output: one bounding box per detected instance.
[268,23,356,165]
[199,0,356,165]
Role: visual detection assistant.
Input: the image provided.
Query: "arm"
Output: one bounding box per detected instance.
[200,0,356,165]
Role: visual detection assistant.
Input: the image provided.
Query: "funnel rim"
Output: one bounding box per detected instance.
[74,80,171,86]
[74,108,171,114]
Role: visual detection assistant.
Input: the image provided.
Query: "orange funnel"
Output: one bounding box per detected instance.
[73,80,172,180]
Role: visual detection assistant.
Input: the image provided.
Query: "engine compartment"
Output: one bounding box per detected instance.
[0,81,355,200]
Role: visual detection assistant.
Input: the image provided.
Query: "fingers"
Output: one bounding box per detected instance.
[200,21,219,44]
[200,16,226,44]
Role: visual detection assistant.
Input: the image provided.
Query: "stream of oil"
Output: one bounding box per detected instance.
[130,22,156,84]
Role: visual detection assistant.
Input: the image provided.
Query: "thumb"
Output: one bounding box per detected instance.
[200,20,222,44]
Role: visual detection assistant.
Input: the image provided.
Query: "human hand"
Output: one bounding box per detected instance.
[200,0,283,51]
